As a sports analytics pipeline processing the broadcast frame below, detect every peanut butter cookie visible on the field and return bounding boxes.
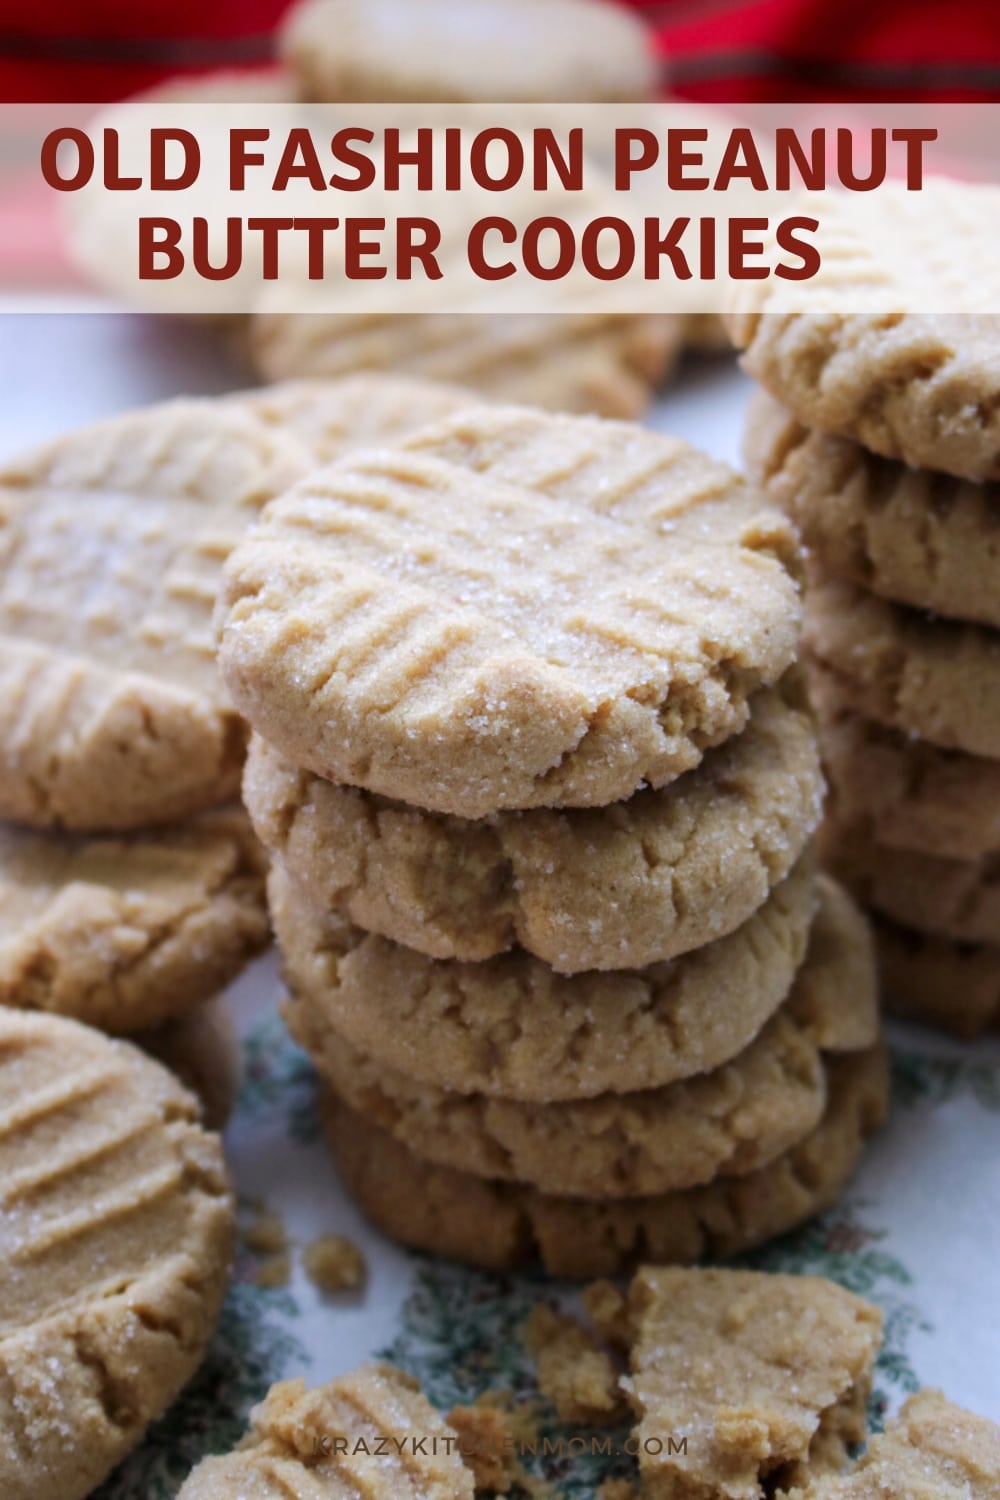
[746,389,1000,629]
[0,1009,234,1500]
[725,181,1000,481]
[281,0,657,104]
[0,400,306,830]
[323,1044,890,1277]
[803,578,1000,761]
[246,681,822,971]
[293,877,877,1198]
[249,314,683,423]
[0,808,268,1033]
[790,1388,1000,1499]
[176,1364,474,1499]
[221,405,801,817]
[274,855,817,1103]
[625,1266,882,1500]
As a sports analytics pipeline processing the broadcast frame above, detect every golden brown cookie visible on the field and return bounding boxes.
[292,876,878,1198]
[250,313,682,423]
[0,399,307,831]
[0,809,269,1033]
[746,390,1000,629]
[812,663,1000,862]
[228,374,478,466]
[0,1009,234,1500]
[822,814,1000,947]
[724,181,1000,481]
[140,998,243,1130]
[873,915,1000,1039]
[281,0,657,103]
[246,681,822,971]
[790,1388,1000,1500]
[323,1044,890,1277]
[804,578,1000,761]
[176,1365,475,1499]
[221,404,802,817]
[275,855,817,1103]
[624,1266,882,1500]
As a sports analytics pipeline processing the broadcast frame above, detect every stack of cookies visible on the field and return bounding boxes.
[220,401,889,1277]
[728,187,1000,1037]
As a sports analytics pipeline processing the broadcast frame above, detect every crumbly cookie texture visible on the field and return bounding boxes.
[274,855,817,1103]
[745,389,1000,629]
[246,680,823,972]
[281,0,656,104]
[291,877,878,1198]
[0,808,269,1032]
[0,399,308,831]
[249,314,683,423]
[811,663,1000,862]
[228,373,479,466]
[0,1010,234,1500]
[724,181,1000,481]
[176,1364,475,1499]
[873,915,1000,1039]
[524,1304,626,1423]
[302,1234,367,1293]
[821,812,1000,947]
[323,1044,890,1277]
[221,404,802,817]
[140,997,243,1130]
[803,577,1000,761]
[624,1266,882,1500]
[788,1388,1000,1500]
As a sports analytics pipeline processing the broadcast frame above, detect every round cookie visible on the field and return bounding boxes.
[141,999,243,1131]
[745,389,1000,629]
[724,180,1000,482]
[812,664,1000,862]
[228,373,479,467]
[221,404,802,817]
[323,1044,890,1277]
[296,877,879,1198]
[246,681,823,972]
[275,854,817,1103]
[280,0,658,104]
[0,399,308,830]
[0,809,269,1033]
[873,915,1000,1040]
[803,578,1000,761]
[0,1009,234,1500]
[821,815,1000,947]
[176,1365,474,1500]
[249,313,683,424]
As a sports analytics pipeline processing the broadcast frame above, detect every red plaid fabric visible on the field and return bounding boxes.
[0,0,998,102]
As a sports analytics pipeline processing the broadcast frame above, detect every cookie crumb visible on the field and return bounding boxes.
[524,1304,625,1424]
[243,1210,289,1256]
[582,1281,634,1351]
[255,1251,292,1288]
[303,1233,367,1293]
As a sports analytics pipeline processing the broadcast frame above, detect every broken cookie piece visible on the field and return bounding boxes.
[524,1303,626,1424]
[788,1388,1000,1500]
[176,1364,475,1498]
[624,1267,882,1500]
